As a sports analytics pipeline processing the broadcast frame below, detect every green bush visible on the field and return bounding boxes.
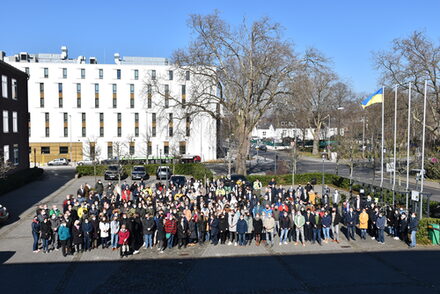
[0,167,44,195]
[425,160,440,179]
[76,163,213,180]
[416,218,440,245]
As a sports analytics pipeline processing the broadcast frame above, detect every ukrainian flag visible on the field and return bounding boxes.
[361,88,383,108]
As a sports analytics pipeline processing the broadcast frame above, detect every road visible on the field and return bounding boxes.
[208,149,440,201]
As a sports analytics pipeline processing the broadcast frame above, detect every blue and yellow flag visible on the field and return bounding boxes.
[361,88,383,108]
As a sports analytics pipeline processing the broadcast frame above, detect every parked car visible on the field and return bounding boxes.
[180,154,202,163]
[47,158,69,166]
[170,175,187,187]
[77,159,99,166]
[104,165,126,181]
[156,166,172,180]
[0,204,9,224]
[256,145,267,152]
[131,165,149,180]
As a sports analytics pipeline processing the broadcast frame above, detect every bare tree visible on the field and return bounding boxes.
[145,12,298,175]
[82,137,102,182]
[290,49,340,155]
[375,31,440,141]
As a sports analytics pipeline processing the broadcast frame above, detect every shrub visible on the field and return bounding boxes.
[416,218,440,245]
[76,163,212,180]
[0,167,44,195]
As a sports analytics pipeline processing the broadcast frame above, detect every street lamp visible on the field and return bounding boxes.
[321,152,326,196]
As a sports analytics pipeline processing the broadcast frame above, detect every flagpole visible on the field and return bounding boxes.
[380,86,385,192]
[392,85,397,205]
[420,80,427,218]
[406,82,411,210]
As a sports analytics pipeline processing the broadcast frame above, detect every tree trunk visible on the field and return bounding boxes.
[235,128,251,175]
[312,126,321,155]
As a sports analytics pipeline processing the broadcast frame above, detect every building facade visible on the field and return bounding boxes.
[0,60,29,172]
[3,47,218,164]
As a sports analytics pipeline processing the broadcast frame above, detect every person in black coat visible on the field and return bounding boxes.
[177,217,189,249]
[72,220,83,253]
[82,218,93,251]
[90,215,100,249]
[344,207,357,241]
[40,218,52,253]
[210,215,220,245]
[197,213,208,244]
[399,213,409,244]
[218,214,228,244]
[155,214,166,251]
[253,214,263,246]
[188,217,198,244]
[311,211,322,245]
[304,210,313,242]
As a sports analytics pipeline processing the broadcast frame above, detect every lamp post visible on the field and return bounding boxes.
[322,153,326,196]
[69,114,72,164]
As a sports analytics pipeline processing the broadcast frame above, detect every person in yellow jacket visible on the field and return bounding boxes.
[77,203,88,219]
[308,190,316,205]
[358,208,369,240]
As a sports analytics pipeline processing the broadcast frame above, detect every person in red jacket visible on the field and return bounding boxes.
[118,224,130,258]
[121,187,131,202]
[164,214,177,249]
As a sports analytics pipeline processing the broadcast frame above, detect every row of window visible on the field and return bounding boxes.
[28,67,191,81]
[2,144,19,166]
[1,75,18,100]
[39,82,186,109]
[34,142,186,158]
[2,110,18,133]
[39,112,190,138]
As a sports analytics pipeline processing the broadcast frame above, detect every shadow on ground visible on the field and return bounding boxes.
[0,250,439,294]
[0,168,75,225]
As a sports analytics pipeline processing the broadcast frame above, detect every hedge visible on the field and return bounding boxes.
[416,218,440,245]
[76,163,213,180]
[0,167,44,195]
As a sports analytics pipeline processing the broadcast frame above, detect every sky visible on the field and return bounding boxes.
[1,0,440,94]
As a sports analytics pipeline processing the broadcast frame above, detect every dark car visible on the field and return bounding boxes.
[225,174,251,187]
[256,145,267,152]
[131,165,149,180]
[170,175,187,187]
[156,166,172,180]
[104,165,126,181]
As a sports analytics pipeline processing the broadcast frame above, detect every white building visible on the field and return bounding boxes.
[251,123,339,141]
[2,47,218,164]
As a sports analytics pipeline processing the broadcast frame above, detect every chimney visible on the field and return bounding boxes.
[0,51,5,61]
[77,55,86,64]
[89,57,97,64]
[61,46,68,60]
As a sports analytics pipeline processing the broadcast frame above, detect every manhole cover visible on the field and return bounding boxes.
[340,246,351,248]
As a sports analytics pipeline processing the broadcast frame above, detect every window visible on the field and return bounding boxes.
[107,144,113,159]
[58,83,63,93]
[45,112,49,122]
[64,127,68,137]
[117,127,121,137]
[25,67,29,75]
[130,84,134,93]
[82,127,86,137]
[135,127,139,137]
[164,84,169,108]
[63,113,68,123]
[134,113,139,137]
[164,143,169,155]
[100,113,104,122]
[12,112,17,133]
[147,84,152,108]
[117,113,121,137]
[81,113,86,122]
[64,113,68,137]
[130,84,135,108]
[2,75,7,98]
[45,127,50,137]
[94,83,99,94]
[129,144,135,155]
[134,69,139,80]
[116,69,121,80]
[168,113,173,137]
[186,115,191,137]
[12,79,17,100]
[169,70,173,80]
[13,145,19,165]
[134,113,139,122]
[152,113,156,137]
[43,68,49,78]
[80,68,85,79]
[181,85,186,107]
[185,70,190,81]
[179,142,186,155]
[76,83,81,93]
[113,98,117,108]
[117,113,121,122]
[40,83,44,107]
[41,146,50,154]
[2,111,8,133]
[59,146,69,154]
[95,98,99,108]
[100,127,104,137]
[151,70,156,80]
[77,97,81,108]
[147,142,152,156]
[62,68,67,79]
[3,145,10,163]
[99,69,103,79]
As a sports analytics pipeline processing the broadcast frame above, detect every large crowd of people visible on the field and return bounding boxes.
[31,177,420,258]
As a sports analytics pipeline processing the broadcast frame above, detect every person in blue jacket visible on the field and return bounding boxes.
[408,212,419,248]
[31,216,41,253]
[344,207,357,241]
[236,214,248,246]
[376,212,386,244]
[58,221,71,257]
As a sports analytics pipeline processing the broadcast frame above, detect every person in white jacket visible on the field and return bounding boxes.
[228,210,240,246]
[99,216,110,249]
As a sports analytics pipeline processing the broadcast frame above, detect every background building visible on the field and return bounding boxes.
[2,47,218,164]
[0,59,29,173]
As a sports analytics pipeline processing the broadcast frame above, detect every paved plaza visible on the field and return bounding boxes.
[0,167,439,293]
